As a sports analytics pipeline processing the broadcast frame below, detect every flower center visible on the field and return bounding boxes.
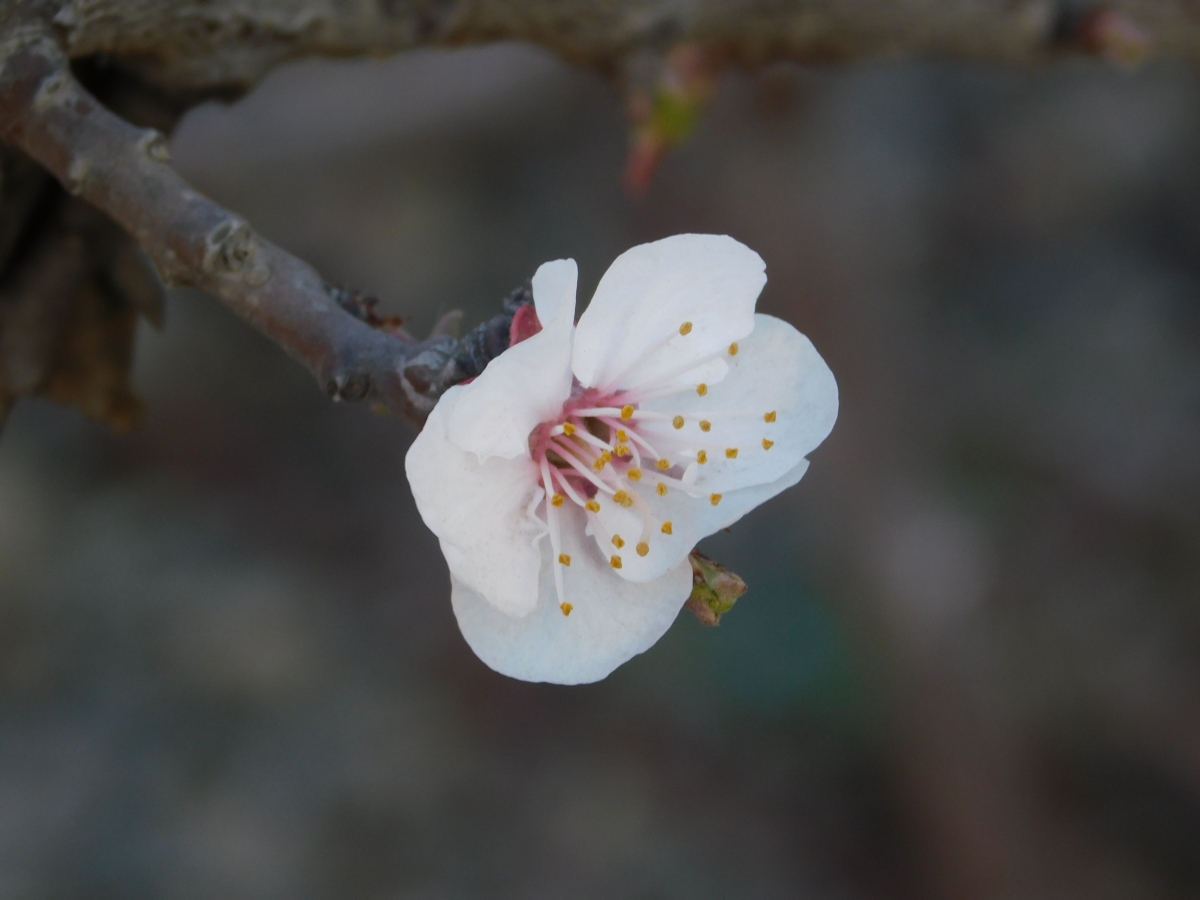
[528,333,779,617]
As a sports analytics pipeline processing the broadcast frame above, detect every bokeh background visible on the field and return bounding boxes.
[2,43,1199,899]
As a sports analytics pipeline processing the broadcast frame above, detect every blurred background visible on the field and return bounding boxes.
[2,43,1199,899]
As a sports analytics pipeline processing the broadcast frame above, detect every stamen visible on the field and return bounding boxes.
[729,342,739,356]
[540,458,567,610]
[621,405,634,421]
[616,429,628,443]
[672,415,684,429]
[611,556,623,569]
[764,411,777,423]
[725,448,738,459]
[558,553,571,566]
[600,328,685,392]
[656,483,668,496]
[560,602,573,616]
[571,407,625,418]
[644,471,708,498]
[763,439,774,450]
[613,490,634,508]
[586,499,601,513]
[563,422,577,435]
[553,440,617,494]
[612,534,625,549]
[661,521,673,535]
[679,321,693,335]
[627,441,642,467]
[602,418,661,459]
[636,542,650,556]
[697,450,708,464]
[699,420,712,432]
[525,490,549,539]
[627,468,643,481]
[655,459,671,471]
[551,493,565,507]
[710,493,723,506]
[618,382,694,404]
[573,428,615,453]
[551,467,588,507]
[697,383,708,396]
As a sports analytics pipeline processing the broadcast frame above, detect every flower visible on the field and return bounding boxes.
[405,234,838,684]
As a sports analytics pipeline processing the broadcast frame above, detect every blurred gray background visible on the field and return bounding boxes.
[2,43,1199,899]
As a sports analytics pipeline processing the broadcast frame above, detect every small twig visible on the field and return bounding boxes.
[0,26,504,426]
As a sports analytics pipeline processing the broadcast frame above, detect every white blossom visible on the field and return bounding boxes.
[405,234,838,684]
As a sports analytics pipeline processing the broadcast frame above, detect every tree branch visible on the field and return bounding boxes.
[0,24,510,425]
[21,0,1200,99]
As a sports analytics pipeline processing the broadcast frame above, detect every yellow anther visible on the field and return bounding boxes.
[558,553,571,566]
[699,420,711,432]
[763,438,774,450]
[679,321,693,335]
[764,410,777,423]
[611,555,623,569]
[697,450,708,464]
[551,493,565,507]
[627,468,643,481]
[586,499,601,513]
[673,415,685,429]
[710,493,723,506]
[661,521,673,535]
[621,405,634,421]
[560,602,573,616]
[616,429,628,443]
[636,542,650,557]
[563,422,577,435]
[656,459,670,471]
[614,444,630,457]
[729,342,739,356]
[612,534,625,549]
[697,383,708,396]
[656,483,668,496]
[593,457,607,471]
[613,490,634,508]
[726,448,738,459]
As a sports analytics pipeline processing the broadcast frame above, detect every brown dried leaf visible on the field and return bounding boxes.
[0,155,156,433]
[38,279,144,432]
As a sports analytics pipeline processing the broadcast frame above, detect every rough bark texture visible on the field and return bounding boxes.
[0,0,1196,430]
[33,0,1200,93]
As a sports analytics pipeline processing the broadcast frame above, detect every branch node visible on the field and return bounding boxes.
[401,339,458,398]
[31,70,69,113]
[326,372,371,402]
[202,217,254,275]
[137,128,170,164]
[65,156,88,195]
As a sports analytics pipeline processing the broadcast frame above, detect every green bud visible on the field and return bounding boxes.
[686,550,747,626]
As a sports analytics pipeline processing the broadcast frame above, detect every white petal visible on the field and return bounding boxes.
[639,313,838,494]
[531,257,578,327]
[451,501,692,684]
[572,235,764,393]
[589,458,810,583]
[446,259,578,460]
[406,386,544,616]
